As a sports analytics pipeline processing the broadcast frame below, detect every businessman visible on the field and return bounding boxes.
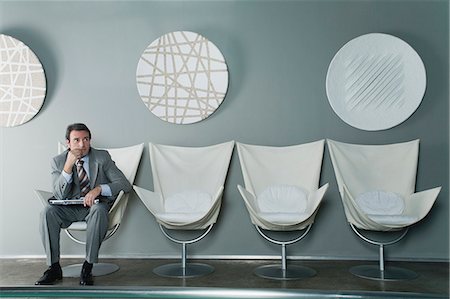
[36,123,131,286]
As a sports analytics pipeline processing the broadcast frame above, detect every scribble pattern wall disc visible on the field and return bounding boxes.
[326,33,426,131]
[136,31,229,124]
[0,34,46,127]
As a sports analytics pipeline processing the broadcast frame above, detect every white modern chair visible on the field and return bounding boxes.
[236,140,329,280]
[327,139,441,281]
[35,143,144,277]
[133,141,234,278]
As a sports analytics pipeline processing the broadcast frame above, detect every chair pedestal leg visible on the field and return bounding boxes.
[281,243,287,273]
[62,263,119,277]
[379,244,384,272]
[182,242,187,275]
[253,225,316,280]
[153,225,215,279]
[350,226,418,280]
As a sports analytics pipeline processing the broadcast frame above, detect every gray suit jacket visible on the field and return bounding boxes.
[51,148,131,202]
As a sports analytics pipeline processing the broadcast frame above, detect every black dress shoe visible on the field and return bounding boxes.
[80,262,94,286]
[35,264,63,285]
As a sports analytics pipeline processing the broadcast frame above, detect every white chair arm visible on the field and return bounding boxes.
[237,185,259,213]
[133,185,164,215]
[404,187,441,220]
[34,190,53,207]
[109,190,125,214]
[306,183,329,214]
[212,186,224,204]
[196,185,224,222]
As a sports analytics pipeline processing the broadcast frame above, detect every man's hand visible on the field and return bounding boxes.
[63,149,84,174]
[84,186,102,207]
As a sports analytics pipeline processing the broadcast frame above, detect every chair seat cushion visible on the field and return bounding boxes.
[165,190,212,214]
[257,184,308,213]
[367,215,418,225]
[257,212,310,224]
[356,190,405,215]
[67,221,87,231]
[156,212,206,223]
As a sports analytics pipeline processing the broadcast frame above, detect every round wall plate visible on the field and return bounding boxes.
[0,34,47,127]
[326,33,426,131]
[136,31,229,124]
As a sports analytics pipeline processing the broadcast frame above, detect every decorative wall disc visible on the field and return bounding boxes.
[326,33,426,131]
[0,34,46,127]
[136,31,229,124]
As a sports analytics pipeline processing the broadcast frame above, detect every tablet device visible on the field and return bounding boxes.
[48,197,99,205]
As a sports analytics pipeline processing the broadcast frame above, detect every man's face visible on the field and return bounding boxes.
[67,130,91,158]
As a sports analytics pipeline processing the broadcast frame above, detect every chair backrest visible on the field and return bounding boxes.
[327,139,418,199]
[149,141,234,200]
[236,140,325,196]
[107,144,144,186]
[106,143,144,228]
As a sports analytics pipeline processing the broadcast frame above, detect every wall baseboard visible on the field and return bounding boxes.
[0,254,448,263]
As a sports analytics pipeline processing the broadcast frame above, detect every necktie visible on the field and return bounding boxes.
[76,160,90,196]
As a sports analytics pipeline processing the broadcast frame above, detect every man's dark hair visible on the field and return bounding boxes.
[65,123,91,141]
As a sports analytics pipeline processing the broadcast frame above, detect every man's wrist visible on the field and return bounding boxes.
[62,170,73,183]
[95,186,102,195]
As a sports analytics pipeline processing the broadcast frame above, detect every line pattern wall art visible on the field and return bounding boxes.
[0,34,46,127]
[136,31,229,124]
[326,33,426,131]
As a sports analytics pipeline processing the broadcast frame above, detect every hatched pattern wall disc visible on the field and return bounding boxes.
[136,31,229,124]
[0,34,46,127]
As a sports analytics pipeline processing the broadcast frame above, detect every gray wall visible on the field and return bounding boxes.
[0,0,448,261]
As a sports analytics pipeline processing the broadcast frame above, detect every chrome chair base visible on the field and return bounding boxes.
[62,263,119,277]
[254,264,316,280]
[153,263,214,278]
[350,265,418,281]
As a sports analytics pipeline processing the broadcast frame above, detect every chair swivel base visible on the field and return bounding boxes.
[153,263,214,278]
[350,265,418,281]
[62,263,119,278]
[254,264,316,280]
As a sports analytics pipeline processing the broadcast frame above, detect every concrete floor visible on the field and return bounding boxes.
[0,258,448,298]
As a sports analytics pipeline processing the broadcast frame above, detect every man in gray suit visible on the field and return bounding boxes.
[36,123,131,286]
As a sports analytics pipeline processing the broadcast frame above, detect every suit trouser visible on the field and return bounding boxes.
[40,203,109,266]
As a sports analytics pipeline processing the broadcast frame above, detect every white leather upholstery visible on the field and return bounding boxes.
[237,140,328,231]
[327,139,441,231]
[134,141,234,230]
